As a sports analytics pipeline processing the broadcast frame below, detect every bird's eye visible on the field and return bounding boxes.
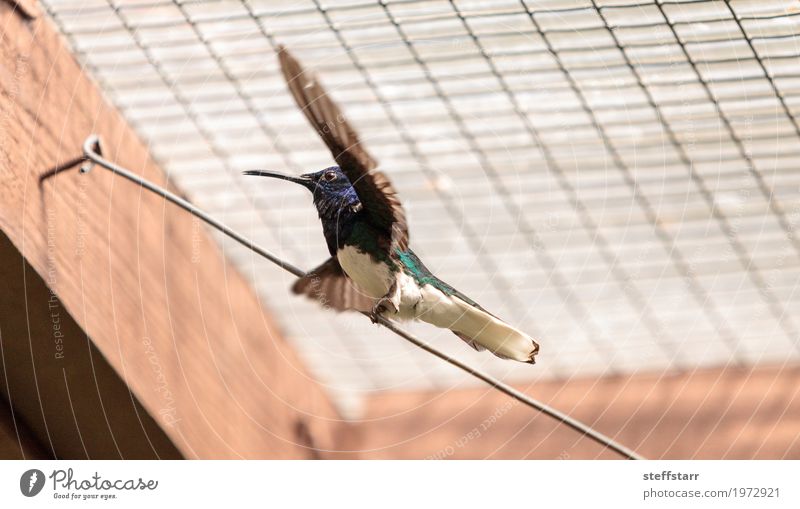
[323,171,337,182]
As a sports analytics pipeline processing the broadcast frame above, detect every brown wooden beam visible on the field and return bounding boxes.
[355,365,800,459]
[0,0,38,19]
[0,231,182,459]
[0,2,344,458]
[0,397,50,460]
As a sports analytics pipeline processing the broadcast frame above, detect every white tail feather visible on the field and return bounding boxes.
[414,286,539,363]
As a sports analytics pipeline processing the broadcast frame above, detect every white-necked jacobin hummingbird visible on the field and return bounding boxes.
[245,47,539,363]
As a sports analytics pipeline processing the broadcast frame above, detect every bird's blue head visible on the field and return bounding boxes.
[244,166,361,220]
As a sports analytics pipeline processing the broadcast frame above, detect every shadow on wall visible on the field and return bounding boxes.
[0,231,182,460]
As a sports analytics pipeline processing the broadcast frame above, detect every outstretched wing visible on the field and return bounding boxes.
[292,257,374,312]
[278,45,409,251]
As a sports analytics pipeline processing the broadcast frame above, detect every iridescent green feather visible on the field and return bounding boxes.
[395,249,487,311]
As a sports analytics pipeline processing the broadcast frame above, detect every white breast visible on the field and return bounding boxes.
[337,245,394,299]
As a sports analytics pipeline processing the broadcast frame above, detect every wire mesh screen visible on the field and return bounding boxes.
[40,0,800,415]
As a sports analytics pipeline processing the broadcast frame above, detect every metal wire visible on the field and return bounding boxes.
[40,134,644,460]
[378,0,623,368]
[39,0,800,406]
[651,0,800,351]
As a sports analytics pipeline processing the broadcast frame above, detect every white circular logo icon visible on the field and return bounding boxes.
[20,469,45,497]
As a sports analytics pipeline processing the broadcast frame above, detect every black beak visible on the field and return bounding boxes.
[243,170,314,191]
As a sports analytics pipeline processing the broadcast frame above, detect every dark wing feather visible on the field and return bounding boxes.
[292,257,374,312]
[278,45,409,251]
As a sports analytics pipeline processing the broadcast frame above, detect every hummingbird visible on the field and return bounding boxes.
[244,47,539,363]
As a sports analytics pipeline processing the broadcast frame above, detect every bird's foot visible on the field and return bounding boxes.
[368,310,381,324]
[369,297,398,323]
